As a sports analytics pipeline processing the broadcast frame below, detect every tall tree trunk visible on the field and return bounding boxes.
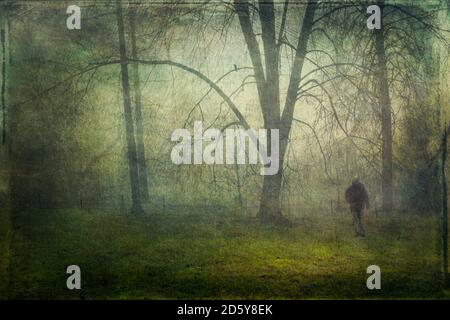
[442,125,449,287]
[116,0,144,215]
[259,1,316,224]
[235,0,316,224]
[0,7,11,298]
[259,168,284,223]
[257,0,283,223]
[374,0,393,213]
[1,13,6,145]
[129,7,150,203]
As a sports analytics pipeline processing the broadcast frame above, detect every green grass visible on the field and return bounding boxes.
[5,208,450,299]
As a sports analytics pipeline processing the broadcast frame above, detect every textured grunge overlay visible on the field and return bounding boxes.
[0,0,449,300]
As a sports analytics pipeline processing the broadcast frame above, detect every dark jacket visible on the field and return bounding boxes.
[345,181,370,211]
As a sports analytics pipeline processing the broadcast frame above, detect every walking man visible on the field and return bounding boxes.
[345,177,370,237]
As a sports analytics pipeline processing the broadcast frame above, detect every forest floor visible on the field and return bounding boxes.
[5,207,450,299]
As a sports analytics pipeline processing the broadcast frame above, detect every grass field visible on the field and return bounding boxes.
[3,208,450,299]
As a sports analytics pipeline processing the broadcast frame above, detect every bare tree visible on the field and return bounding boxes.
[129,6,150,203]
[233,0,317,224]
[374,0,393,212]
[318,1,449,213]
[441,124,448,286]
[1,7,7,145]
[116,0,144,214]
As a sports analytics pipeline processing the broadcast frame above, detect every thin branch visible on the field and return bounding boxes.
[293,117,334,183]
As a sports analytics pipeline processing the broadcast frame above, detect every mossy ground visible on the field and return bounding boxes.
[3,208,450,299]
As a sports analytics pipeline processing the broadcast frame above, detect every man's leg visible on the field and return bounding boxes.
[357,210,365,237]
[351,209,360,236]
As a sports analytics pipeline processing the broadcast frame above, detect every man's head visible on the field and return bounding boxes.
[352,176,360,185]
